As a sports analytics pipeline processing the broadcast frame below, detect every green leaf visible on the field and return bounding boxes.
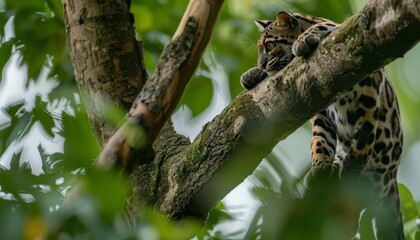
[0,12,10,39]
[45,0,64,22]
[12,8,66,81]
[243,206,263,240]
[1,101,35,146]
[32,96,55,138]
[0,38,14,74]
[0,101,22,152]
[196,202,234,239]
[97,97,126,128]
[399,183,419,222]
[81,169,129,216]
[358,209,375,240]
[61,109,100,171]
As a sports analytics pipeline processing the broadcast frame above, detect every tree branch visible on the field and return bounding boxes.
[97,0,224,170]
[128,0,420,220]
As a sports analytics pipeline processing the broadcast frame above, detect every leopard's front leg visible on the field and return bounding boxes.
[304,110,339,188]
[292,22,339,57]
[240,67,268,90]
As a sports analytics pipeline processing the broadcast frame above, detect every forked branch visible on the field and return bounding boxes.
[97,0,224,170]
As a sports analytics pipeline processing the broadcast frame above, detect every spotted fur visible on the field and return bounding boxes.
[241,11,404,240]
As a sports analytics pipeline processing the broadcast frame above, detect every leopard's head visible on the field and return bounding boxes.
[255,11,301,75]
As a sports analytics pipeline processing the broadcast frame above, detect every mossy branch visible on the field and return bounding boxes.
[128,0,420,220]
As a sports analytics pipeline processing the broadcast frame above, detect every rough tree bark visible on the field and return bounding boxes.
[62,0,148,145]
[62,0,420,224]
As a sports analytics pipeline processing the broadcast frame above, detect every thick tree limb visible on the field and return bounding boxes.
[127,0,420,220]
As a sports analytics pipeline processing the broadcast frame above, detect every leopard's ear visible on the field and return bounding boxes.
[276,11,298,29]
[254,20,273,32]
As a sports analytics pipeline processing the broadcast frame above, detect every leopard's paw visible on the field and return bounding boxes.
[304,162,339,189]
[292,23,338,57]
[292,34,321,57]
[240,67,268,90]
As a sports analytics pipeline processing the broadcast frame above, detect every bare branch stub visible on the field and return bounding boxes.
[137,17,198,128]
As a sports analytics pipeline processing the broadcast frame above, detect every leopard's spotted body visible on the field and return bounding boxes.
[241,11,404,239]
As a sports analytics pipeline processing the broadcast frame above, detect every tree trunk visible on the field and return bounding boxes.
[62,0,148,145]
[62,0,420,223]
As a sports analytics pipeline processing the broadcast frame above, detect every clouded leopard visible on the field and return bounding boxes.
[240,11,404,240]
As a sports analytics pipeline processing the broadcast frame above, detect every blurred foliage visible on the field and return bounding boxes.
[0,0,419,239]
[248,153,420,240]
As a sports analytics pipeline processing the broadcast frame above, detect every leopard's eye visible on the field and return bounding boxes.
[266,42,275,51]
